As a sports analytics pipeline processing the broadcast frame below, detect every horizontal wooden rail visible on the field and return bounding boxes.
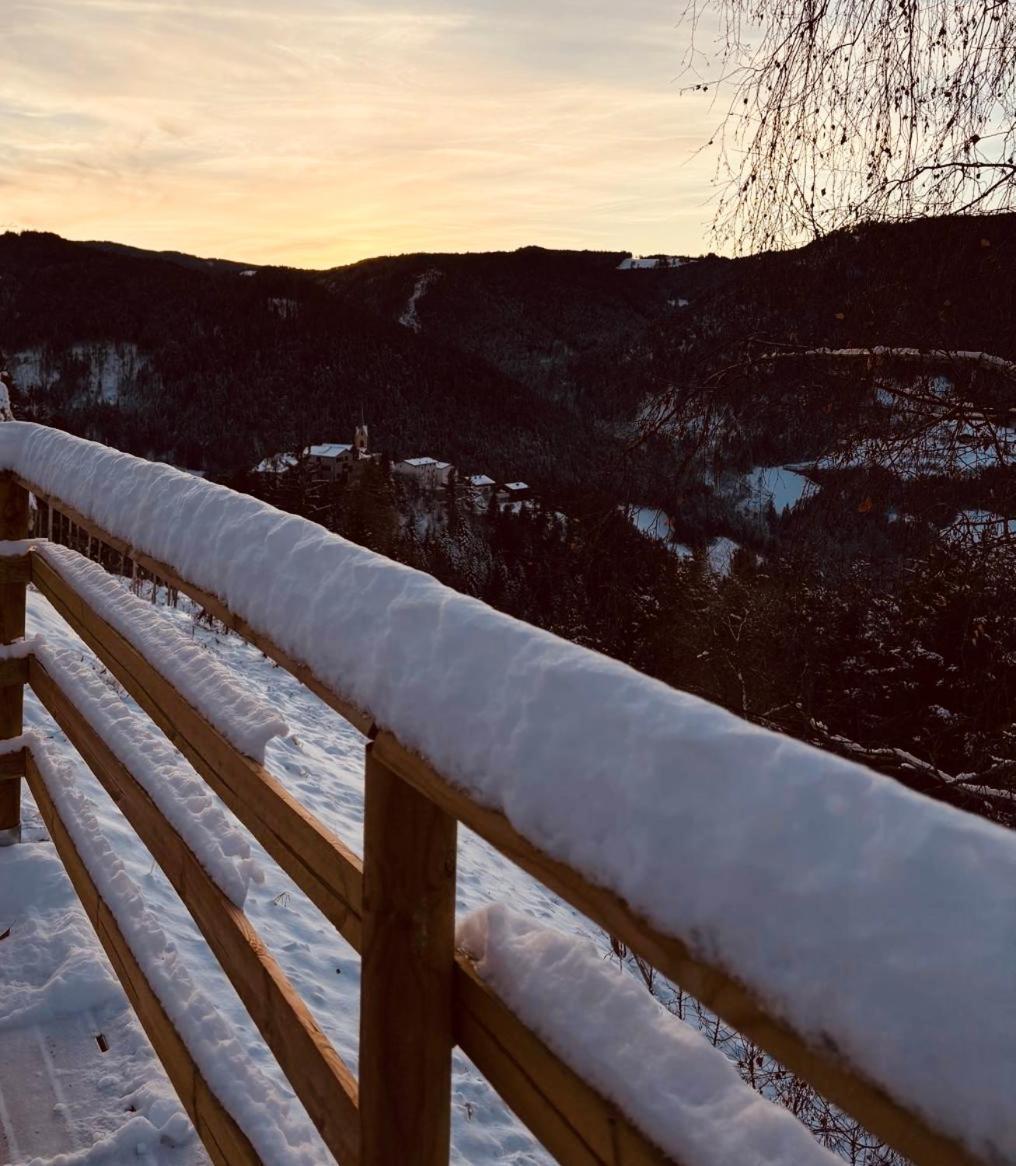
[454,958,668,1166]
[23,749,261,1166]
[28,654,361,1166]
[31,548,364,951]
[24,542,673,1165]
[371,732,980,1166]
[20,478,374,735]
[13,476,989,1166]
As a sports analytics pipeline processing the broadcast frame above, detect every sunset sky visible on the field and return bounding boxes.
[1,0,722,268]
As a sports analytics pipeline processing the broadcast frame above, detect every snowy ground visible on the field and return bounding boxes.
[706,537,739,575]
[7,582,603,1164]
[741,466,815,515]
[399,269,441,332]
[623,506,692,558]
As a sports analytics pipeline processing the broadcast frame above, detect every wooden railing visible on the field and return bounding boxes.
[0,467,989,1166]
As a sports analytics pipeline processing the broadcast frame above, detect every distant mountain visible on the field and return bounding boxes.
[0,232,643,500]
[321,245,693,405]
[2,215,1014,517]
[6,222,1016,804]
[83,239,260,274]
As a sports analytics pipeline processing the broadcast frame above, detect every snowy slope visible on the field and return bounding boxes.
[0,842,207,1166]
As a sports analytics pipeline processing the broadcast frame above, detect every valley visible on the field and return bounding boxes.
[3,218,1015,825]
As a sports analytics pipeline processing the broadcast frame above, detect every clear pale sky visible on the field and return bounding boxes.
[1,0,721,268]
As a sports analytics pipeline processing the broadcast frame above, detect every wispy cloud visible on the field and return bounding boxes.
[0,0,718,264]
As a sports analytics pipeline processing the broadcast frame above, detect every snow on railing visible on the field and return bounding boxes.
[38,542,286,761]
[0,422,1011,1166]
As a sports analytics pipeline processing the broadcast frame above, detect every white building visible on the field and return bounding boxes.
[468,474,496,491]
[393,457,453,487]
[503,481,529,494]
[308,443,354,479]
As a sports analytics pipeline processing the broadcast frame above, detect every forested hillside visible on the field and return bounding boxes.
[0,232,656,501]
[4,217,1016,823]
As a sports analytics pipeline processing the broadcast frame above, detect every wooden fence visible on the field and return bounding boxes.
[0,467,988,1166]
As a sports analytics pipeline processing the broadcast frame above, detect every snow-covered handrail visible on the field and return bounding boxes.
[0,422,1011,1166]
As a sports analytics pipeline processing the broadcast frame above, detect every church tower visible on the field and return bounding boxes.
[354,423,369,455]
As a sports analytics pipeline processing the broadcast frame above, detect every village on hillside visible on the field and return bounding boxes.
[253,424,530,504]
[250,426,817,576]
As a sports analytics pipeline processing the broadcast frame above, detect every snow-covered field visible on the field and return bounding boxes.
[624,506,692,558]
[741,466,815,515]
[5,583,596,1164]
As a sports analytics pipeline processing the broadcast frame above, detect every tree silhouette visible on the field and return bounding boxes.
[681,1,1016,249]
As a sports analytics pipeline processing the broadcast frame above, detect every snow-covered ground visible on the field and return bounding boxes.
[627,505,672,540]
[623,506,692,558]
[624,507,747,575]
[706,536,738,575]
[816,421,1016,477]
[10,344,147,405]
[741,466,815,515]
[0,841,208,1165]
[399,269,441,331]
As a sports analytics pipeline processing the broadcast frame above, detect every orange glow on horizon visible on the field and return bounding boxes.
[2,0,720,267]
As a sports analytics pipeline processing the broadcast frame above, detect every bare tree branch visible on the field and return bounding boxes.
[679,1,1016,249]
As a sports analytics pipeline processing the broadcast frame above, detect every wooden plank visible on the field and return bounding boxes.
[23,751,262,1166]
[29,654,361,1166]
[454,958,670,1166]
[16,477,374,736]
[0,474,28,835]
[30,549,364,951]
[359,746,457,1165]
[372,732,984,1166]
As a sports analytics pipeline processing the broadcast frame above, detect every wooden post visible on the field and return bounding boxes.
[359,744,457,1165]
[0,473,28,843]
